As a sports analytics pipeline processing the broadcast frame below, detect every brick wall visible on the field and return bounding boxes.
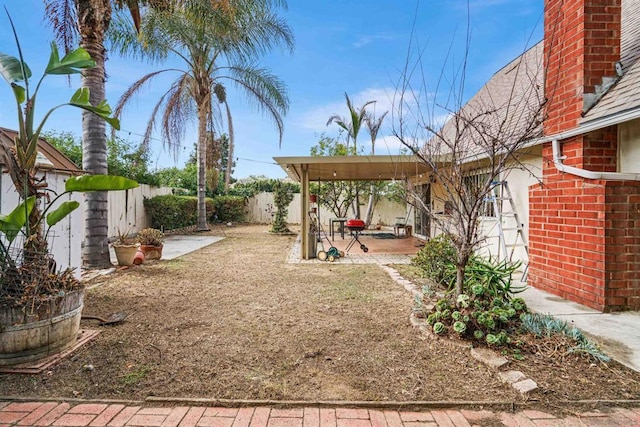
[544,0,621,135]
[604,182,640,309]
[529,173,608,310]
[529,131,640,311]
[528,0,638,311]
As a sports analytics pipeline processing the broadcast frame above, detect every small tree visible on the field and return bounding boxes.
[392,34,545,296]
[310,135,362,219]
[270,181,294,233]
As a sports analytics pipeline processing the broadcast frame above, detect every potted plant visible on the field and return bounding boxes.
[136,228,164,260]
[0,13,137,366]
[111,228,140,266]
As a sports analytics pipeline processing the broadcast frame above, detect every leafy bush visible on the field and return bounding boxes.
[144,195,216,230]
[270,181,294,233]
[462,256,526,301]
[414,254,529,348]
[412,234,525,300]
[230,176,300,198]
[212,195,246,223]
[411,234,457,285]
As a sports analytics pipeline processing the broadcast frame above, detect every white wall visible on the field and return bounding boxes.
[245,192,407,227]
[619,118,640,173]
[405,148,542,266]
[475,151,542,263]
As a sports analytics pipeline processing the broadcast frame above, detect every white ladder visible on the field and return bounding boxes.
[489,181,529,281]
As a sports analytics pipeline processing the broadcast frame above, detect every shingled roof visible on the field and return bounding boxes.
[430,42,544,159]
[0,127,81,174]
[438,0,640,149]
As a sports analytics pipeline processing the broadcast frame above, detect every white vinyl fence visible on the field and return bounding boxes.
[245,192,407,227]
[108,184,174,238]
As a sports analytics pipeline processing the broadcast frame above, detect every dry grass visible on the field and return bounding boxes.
[1,225,639,406]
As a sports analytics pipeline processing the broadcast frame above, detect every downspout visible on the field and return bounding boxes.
[552,139,640,181]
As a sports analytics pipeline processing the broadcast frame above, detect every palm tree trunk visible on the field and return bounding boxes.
[78,0,112,268]
[196,106,210,231]
[224,101,234,193]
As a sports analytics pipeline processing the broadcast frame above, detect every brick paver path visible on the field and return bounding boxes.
[1,401,639,426]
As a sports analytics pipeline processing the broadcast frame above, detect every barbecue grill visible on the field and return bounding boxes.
[345,219,368,253]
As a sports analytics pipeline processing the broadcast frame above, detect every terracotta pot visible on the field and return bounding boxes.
[140,244,163,260]
[113,243,139,266]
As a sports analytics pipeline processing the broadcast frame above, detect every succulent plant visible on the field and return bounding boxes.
[137,228,165,246]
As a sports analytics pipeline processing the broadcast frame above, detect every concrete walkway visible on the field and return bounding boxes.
[108,235,224,264]
[1,401,639,426]
[521,286,640,372]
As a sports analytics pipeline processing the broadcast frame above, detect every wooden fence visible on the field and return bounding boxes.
[108,184,173,237]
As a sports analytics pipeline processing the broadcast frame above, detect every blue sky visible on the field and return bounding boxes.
[0,0,543,179]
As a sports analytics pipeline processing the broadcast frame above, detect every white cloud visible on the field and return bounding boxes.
[353,33,402,49]
[297,87,401,133]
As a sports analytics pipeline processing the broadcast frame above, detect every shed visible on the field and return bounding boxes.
[0,127,84,278]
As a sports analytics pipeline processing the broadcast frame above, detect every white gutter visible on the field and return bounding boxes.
[552,139,640,181]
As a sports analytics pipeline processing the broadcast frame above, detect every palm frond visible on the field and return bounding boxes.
[43,0,78,54]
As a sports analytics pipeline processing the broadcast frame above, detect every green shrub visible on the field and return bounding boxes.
[144,195,216,230]
[270,181,294,233]
[212,195,246,223]
[462,256,525,301]
[416,278,529,348]
[411,234,457,285]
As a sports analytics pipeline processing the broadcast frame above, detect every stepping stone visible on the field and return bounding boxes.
[512,378,538,395]
[470,347,509,369]
[498,370,526,384]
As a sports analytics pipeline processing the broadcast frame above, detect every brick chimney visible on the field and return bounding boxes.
[528,0,640,312]
[544,0,622,136]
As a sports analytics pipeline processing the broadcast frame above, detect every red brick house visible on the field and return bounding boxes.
[416,0,640,312]
[275,0,639,312]
[529,0,640,311]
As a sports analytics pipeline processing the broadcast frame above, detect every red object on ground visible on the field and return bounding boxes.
[345,219,368,253]
[345,219,365,229]
[133,249,145,265]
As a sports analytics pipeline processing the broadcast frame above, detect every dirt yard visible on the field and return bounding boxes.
[1,225,639,406]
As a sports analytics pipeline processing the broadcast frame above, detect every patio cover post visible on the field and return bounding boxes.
[301,164,310,259]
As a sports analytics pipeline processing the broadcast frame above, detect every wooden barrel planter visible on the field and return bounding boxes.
[0,289,84,366]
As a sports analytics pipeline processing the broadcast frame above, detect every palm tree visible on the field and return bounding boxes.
[326,93,374,217]
[41,0,261,254]
[326,93,374,155]
[110,0,293,230]
[363,109,388,226]
[42,0,155,268]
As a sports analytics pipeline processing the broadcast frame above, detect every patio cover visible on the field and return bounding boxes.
[273,155,432,259]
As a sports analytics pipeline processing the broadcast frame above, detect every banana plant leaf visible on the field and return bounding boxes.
[65,175,138,192]
[45,43,95,75]
[0,196,35,243]
[69,88,121,129]
[0,51,31,83]
[46,201,80,227]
